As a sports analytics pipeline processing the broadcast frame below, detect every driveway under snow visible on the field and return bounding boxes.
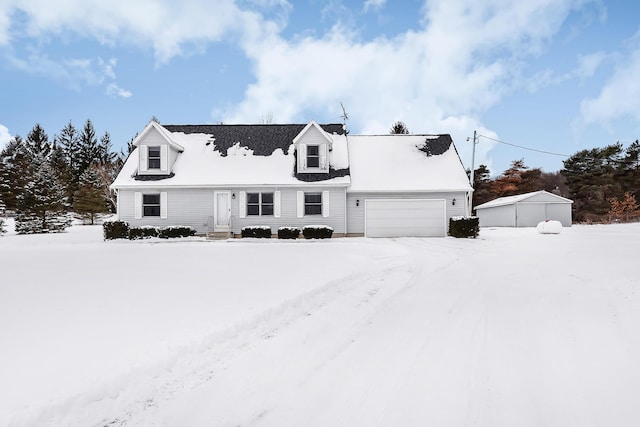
[1,222,639,426]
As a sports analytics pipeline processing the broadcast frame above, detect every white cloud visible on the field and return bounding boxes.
[580,47,640,126]
[0,124,11,151]
[106,82,132,98]
[0,0,281,63]
[223,0,594,169]
[363,0,386,13]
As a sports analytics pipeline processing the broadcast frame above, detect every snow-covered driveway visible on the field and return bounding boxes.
[1,223,639,426]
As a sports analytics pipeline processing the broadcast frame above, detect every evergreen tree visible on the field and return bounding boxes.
[25,123,50,158]
[15,154,70,234]
[470,164,494,210]
[389,121,410,134]
[79,119,99,174]
[0,135,29,211]
[561,144,624,221]
[73,166,108,224]
[56,120,81,192]
[97,131,116,165]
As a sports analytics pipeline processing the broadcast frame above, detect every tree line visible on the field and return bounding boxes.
[471,140,640,222]
[0,119,131,234]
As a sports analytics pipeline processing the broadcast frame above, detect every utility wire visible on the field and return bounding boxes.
[477,134,571,158]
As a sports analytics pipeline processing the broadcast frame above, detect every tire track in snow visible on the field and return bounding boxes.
[14,245,413,427]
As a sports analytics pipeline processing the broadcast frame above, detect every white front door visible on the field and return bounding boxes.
[214,192,231,230]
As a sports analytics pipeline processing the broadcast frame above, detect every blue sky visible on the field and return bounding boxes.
[1,0,640,176]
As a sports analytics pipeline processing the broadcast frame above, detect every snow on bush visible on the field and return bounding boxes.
[158,226,196,239]
[128,226,159,240]
[537,220,562,234]
[241,226,272,238]
[449,216,479,238]
[302,225,333,239]
[103,220,130,240]
[278,227,300,239]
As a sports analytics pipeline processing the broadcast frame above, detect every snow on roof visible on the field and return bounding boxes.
[475,190,573,209]
[112,125,351,188]
[346,134,473,192]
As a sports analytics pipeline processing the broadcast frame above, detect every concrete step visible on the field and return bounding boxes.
[206,231,233,240]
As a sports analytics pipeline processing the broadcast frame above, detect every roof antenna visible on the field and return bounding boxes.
[339,101,349,134]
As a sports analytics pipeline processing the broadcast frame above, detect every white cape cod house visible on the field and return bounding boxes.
[111,120,473,237]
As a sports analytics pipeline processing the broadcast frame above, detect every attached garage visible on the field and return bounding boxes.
[475,190,573,227]
[365,199,446,237]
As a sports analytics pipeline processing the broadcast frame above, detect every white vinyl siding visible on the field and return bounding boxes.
[134,192,142,219]
[119,187,347,235]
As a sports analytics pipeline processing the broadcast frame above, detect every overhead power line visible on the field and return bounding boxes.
[477,134,571,158]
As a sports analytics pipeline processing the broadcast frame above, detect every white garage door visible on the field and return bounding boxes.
[365,199,446,237]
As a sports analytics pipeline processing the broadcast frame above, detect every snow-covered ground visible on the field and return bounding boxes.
[1,221,639,426]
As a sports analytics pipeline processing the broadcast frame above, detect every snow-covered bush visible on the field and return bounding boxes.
[449,216,479,238]
[128,226,159,240]
[241,225,272,238]
[15,211,72,234]
[103,220,130,240]
[158,226,196,239]
[278,227,300,239]
[302,225,333,239]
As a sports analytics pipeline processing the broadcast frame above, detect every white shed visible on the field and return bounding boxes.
[475,190,573,227]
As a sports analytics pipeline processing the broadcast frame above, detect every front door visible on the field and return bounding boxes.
[214,191,231,230]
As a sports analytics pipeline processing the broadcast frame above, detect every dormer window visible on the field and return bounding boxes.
[307,145,320,168]
[148,146,161,169]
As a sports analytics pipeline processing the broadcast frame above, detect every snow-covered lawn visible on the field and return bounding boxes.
[1,222,639,426]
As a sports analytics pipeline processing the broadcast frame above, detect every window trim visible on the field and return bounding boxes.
[306,145,320,168]
[148,146,161,170]
[304,192,322,215]
[246,192,274,216]
[142,194,161,217]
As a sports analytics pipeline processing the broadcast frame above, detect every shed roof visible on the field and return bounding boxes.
[474,190,573,210]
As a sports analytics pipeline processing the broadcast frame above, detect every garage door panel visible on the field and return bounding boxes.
[365,199,446,237]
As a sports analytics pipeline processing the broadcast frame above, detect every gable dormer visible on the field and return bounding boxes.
[293,121,333,174]
[133,121,184,176]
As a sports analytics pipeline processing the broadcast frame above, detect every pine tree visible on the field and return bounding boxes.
[56,120,81,196]
[79,119,99,174]
[15,154,70,234]
[0,135,30,211]
[389,121,410,134]
[73,166,108,224]
[470,164,494,209]
[25,123,50,158]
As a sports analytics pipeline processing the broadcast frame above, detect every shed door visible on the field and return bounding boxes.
[365,199,446,237]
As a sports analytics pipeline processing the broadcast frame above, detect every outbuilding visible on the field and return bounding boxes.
[474,190,573,227]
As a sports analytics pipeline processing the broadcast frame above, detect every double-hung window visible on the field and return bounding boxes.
[247,192,274,216]
[304,193,322,215]
[306,145,320,168]
[143,194,161,217]
[148,146,161,169]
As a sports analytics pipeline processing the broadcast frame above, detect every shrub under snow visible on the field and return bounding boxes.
[241,226,272,238]
[302,225,333,239]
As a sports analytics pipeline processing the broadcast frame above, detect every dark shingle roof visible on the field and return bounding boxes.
[163,124,345,156]
[417,134,453,156]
